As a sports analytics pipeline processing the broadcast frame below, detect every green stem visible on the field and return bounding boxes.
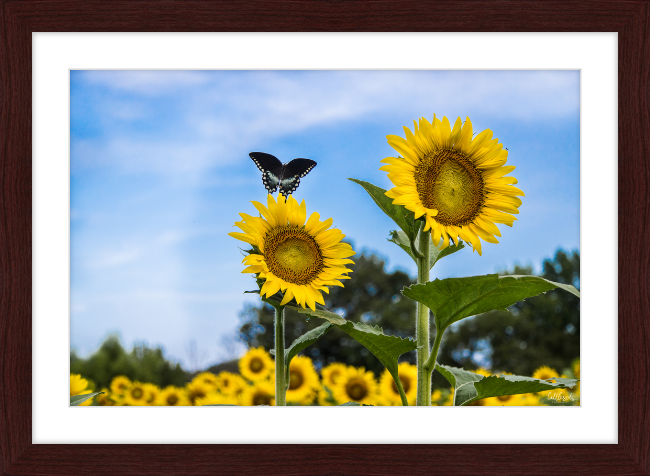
[424,325,444,374]
[416,223,431,406]
[274,304,287,406]
[395,372,409,406]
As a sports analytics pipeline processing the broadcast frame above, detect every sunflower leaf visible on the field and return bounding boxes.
[70,391,103,406]
[288,304,417,405]
[339,401,374,406]
[436,364,579,406]
[349,178,417,240]
[389,230,465,269]
[284,322,333,382]
[403,274,580,331]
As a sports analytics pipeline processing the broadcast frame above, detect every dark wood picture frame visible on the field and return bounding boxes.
[1,1,649,474]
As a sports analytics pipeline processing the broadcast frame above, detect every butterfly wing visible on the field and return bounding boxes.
[250,152,283,194]
[279,158,317,196]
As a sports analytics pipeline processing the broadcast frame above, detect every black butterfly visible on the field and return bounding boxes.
[249,152,317,197]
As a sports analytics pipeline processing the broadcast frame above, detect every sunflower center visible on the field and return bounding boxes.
[253,392,272,406]
[391,375,411,394]
[249,357,264,373]
[497,394,512,402]
[131,388,143,399]
[264,226,323,285]
[346,378,368,401]
[415,149,485,226]
[167,394,179,405]
[289,370,304,390]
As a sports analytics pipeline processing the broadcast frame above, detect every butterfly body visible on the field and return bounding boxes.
[250,152,316,197]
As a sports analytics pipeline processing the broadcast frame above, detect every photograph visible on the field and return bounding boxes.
[69,70,580,408]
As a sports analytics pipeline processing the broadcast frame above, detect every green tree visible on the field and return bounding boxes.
[437,250,580,378]
[70,335,189,389]
[238,249,417,374]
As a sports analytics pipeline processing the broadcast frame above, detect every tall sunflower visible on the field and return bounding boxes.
[286,355,320,405]
[381,115,524,255]
[229,194,355,311]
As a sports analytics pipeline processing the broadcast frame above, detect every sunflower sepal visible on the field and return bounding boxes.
[436,364,579,406]
[349,178,418,241]
[388,230,465,269]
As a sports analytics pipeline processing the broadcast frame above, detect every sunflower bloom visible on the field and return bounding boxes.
[379,362,417,406]
[110,375,131,396]
[240,380,276,406]
[124,381,149,406]
[332,367,378,405]
[229,194,355,311]
[185,380,212,406]
[239,347,274,382]
[320,362,349,390]
[70,374,94,406]
[381,115,524,255]
[156,386,190,406]
[192,372,219,391]
[142,383,160,405]
[286,355,320,405]
[214,371,247,396]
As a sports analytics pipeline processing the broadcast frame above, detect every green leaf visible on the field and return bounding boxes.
[70,391,103,406]
[388,230,465,269]
[436,364,579,406]
[289,305,417,405]
[284,322,333,382]
[339,401,374,406]
[349,178,417,240]
[403,274,580,331]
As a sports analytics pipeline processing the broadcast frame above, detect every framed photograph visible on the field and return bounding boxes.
[2,1,648,474]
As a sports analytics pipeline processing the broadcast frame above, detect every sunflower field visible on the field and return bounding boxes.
[71,348,580,406]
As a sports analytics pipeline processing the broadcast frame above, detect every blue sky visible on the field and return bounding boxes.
[70,70,580,370]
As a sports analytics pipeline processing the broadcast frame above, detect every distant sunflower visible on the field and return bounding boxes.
[186,381,212,406]
[142,383,160,405]
[239,347,274,382]
[110,375,131,396]
[431,389,443,406]
[381,115,523,255]
[572,359,580,379]
[332,367,377,405]
[95,389,116,406]
[532,366,559,382]
[240,381,276,406]
[70,374,94,406]
[215,372,247,396]
[124,381,148,406]
[286,355,320,405]
[320,362,348,389]
[229,194,355,311]
[156,386,190,406]
[474,368,492,377]
[192,372,219,391]
[484,393,519,406]
[317,386,336,406]
[379,362,417,406]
